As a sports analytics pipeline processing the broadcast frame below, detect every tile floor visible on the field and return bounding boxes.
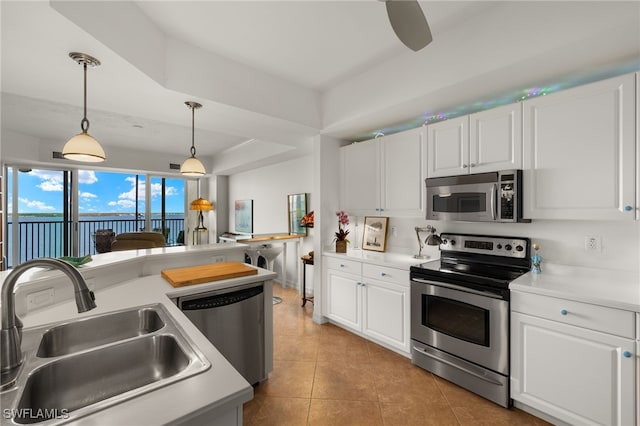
[244,283,550,426]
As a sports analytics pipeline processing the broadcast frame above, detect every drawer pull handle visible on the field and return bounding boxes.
[340,264,345,267]
[560,309,568,316]
[624,205,632,212]
[381,272,387,277]
[623,351,632,358]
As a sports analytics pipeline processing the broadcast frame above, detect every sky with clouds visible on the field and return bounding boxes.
[8,169,185,215]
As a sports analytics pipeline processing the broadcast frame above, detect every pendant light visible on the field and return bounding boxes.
[62,52,106,162]
[180,101,206,176]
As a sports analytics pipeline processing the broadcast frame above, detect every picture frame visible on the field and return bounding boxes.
[362,216,389,252]
[287,193,308,236]
[234,199,253,234]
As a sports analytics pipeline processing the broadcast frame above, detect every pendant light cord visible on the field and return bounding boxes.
[81,61,90,133]
[190,105,196,157]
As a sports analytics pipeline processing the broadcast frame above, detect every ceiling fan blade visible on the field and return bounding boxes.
[385,0,432,51]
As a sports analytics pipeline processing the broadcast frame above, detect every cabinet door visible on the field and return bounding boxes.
[325,269,362,332]
[361,279,410,353]
[380,127,426,217]
[426,115,469,177]
[512,312,635,426]
[340,140,379,216]
[523,73,636,220]
[469,102,522,173]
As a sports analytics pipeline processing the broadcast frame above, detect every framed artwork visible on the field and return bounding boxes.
[235,200,253,234]
[362,216,389,252]
[287,193,308,236]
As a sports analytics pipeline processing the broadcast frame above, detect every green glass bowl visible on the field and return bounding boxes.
[58,255,93,268]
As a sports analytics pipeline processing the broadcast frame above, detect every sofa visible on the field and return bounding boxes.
[111,232,167,251]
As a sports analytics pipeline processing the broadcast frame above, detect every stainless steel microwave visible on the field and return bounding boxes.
[425,170,529,222]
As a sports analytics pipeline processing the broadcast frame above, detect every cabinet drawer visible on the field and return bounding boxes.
[325,257,362,275]
[512,292,635,338]
[362,263,408,286]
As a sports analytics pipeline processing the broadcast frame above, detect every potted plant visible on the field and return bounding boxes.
[334,211,350,253]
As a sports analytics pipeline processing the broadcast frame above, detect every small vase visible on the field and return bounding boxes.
[335,240,347,253]
[531,255,542,274]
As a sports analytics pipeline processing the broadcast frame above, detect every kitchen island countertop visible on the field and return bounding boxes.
[1,244,277,426]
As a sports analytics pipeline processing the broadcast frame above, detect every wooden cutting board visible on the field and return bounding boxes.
[161,261,258,288]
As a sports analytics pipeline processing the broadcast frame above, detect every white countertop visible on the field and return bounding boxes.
[510,263,640,313]
[1,245,277,426]
[323,248,434,271]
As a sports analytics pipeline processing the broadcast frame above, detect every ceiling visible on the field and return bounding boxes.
[1,1,639,175]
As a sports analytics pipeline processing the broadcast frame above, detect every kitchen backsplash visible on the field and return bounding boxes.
[349,216,640,272]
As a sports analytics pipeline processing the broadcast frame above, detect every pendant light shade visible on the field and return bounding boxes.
[63,133,105,162]
[180,101,206,176]
[63,52,106,162]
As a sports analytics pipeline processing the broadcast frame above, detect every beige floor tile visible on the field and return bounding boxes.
[245,396,310,426]
[374,365,448,405]
[312,360,378,401]
[274,333,319,362]
[380,402,460,426]
[308,399,383,426]
[317,334,370,363]
[259,359,316,398]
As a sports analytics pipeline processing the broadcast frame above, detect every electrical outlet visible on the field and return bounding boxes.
[584,235,602,252]
[211,256,225,263]
[390,227,398,238]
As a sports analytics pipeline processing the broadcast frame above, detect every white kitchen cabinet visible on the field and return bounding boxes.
[522,72,636,220]
[426,103,522,178]
[323,256,410,354]
[340,127,425,217]
[325,267,362,332]
[426,115,469,177]
[511,292,636,426]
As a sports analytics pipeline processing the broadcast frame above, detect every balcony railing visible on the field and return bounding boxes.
[6,218,185,268]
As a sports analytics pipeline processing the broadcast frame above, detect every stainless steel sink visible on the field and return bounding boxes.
[1,304,210,425]
[36,306,165,357]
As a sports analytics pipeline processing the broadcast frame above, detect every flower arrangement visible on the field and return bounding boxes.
[335,211,350,242]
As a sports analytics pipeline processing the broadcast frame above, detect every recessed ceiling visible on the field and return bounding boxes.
[1,1,639,174]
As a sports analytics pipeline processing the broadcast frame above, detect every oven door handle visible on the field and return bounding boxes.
[412,346,504,386]
[411,278,504,300]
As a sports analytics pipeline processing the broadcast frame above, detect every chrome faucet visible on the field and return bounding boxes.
[1,258,97,388]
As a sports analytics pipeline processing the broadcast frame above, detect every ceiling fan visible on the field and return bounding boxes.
[384,0,433,51]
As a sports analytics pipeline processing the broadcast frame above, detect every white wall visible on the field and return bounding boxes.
[347,216,640,272]
[228,155,314,288]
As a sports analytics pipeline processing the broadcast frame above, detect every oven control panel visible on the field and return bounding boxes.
[439,233,529,258]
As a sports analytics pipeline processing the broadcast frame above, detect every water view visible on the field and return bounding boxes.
[6,213,185,268]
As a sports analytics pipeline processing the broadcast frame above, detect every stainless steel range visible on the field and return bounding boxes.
[410,233,530,407]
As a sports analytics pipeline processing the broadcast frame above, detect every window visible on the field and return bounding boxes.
[4,166,189,268]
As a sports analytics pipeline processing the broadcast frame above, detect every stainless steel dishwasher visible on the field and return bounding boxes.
[177,282,265,385]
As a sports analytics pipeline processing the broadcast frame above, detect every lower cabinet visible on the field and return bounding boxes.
[511,292,636,426]
[324,256,410,354]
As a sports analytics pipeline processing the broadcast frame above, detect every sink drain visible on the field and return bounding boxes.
[273,297,282,305]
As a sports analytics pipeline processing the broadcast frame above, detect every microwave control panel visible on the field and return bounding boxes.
[498,172,516,221]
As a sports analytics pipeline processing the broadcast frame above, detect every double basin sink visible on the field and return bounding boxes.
[1,304,210,425]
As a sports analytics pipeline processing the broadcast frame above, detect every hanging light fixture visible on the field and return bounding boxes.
[180,101,206,176]
[62,52,106,162]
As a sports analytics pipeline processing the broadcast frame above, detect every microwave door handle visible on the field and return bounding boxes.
[491,184,497,220]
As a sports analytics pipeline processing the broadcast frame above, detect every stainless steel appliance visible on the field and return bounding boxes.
[410,233,530,407]
[426,169,529,222]
[177,282,266,385]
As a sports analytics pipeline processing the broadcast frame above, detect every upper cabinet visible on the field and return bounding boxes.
[426,103,523,178]
[523,73,636,220]
[341,127,426,217]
